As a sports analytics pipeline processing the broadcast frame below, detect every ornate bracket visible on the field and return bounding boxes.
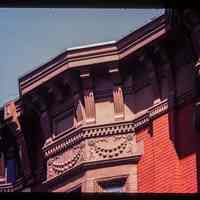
[80,70,96,124]
[109,67,125,121]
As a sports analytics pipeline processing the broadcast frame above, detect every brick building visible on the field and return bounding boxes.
[0,9,200,192]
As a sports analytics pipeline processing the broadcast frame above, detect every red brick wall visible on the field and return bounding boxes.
[136,128,155,192]
[136,104,200,193]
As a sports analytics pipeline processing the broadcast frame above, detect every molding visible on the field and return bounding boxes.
[19,15,169,95]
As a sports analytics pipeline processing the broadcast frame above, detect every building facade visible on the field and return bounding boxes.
[0,9,200,193]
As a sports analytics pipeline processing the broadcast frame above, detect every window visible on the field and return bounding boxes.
[97,178,126,193]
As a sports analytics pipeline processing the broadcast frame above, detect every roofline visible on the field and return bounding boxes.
[19,13,170,96]
[67,40,116,51]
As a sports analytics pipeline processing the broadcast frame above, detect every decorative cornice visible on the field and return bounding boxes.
[19,15,169,96]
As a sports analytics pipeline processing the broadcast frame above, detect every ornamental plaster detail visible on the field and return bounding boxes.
[47,133,142,180]
[86,133,138,162]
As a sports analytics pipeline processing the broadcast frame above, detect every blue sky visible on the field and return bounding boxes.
[0,8,164,106]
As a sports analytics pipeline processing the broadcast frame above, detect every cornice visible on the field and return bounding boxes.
[19,15,169,96]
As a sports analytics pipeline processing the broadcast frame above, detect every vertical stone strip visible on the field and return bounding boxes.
[109,67,124,121]
[80,70,96,124]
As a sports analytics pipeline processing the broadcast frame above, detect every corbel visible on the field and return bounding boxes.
[80,69,96,124]
[109,66,125,121]
[139,52,161,104]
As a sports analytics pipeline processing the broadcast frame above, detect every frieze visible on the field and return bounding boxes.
[47,133,142,180]
[47,142,85,179]
[86,133,139,162]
